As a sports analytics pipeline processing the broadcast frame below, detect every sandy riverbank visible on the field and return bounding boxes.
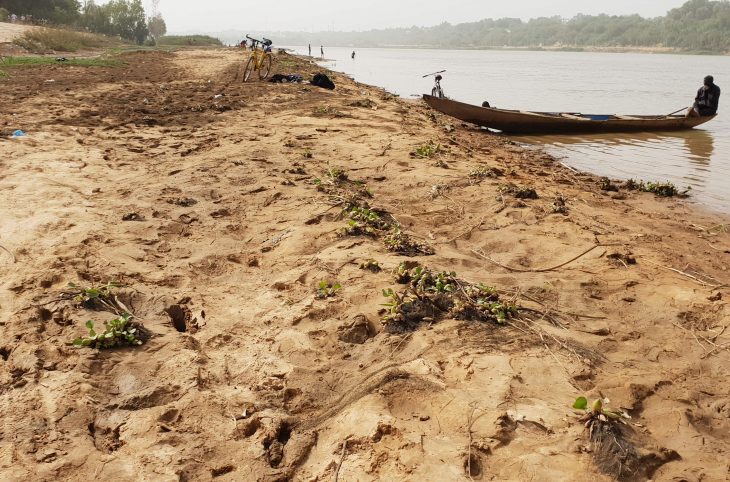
[0,48,728,481]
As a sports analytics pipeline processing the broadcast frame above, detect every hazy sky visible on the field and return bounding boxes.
[137,0,690,33]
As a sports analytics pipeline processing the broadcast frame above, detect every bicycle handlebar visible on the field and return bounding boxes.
[246,35,272,46]
[422,70,446,78]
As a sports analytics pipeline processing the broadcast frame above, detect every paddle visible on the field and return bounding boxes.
[422,70,446,78]
[667,106,689,116]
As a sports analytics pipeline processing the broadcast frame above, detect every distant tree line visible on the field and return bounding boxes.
[273,0,730,53]
[0,0,167,45]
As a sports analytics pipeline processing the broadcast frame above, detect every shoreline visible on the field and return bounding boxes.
[1,48,729,480]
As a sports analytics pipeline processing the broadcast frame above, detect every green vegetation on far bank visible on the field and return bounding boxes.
[267,0,730,54]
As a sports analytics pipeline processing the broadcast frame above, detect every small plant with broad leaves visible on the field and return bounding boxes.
[360,259,382,273]
[624,179,691,197]
[469,166,503,182]
[383,227,435,256]
[573,396,631,428]
[380,264,518,329]
[411,141,441,159]
[73,313,144,349]
[68,281,119,304]
[316,281,342,299]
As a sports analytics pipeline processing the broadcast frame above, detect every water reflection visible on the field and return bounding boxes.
[517,128,715,168]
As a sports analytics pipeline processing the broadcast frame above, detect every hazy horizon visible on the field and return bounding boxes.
[126,0,690,34]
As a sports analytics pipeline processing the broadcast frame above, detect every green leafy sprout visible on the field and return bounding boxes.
[68,281,119,304]
[73,313,143,349]
[316,281,342,299]
[411,141,441,159]
[381,264,517,328]
[573,396,631,427]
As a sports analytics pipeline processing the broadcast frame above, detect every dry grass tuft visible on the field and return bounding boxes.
[13,27,116,53]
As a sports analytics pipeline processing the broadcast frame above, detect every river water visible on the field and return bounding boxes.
[287,46,730,213]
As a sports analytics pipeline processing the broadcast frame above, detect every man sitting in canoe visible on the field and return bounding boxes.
[687,75,720,117]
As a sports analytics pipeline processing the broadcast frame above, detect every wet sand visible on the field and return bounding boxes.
[1,48,729,481]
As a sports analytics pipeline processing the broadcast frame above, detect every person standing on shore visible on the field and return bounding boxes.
[687,75,720,117]
[308,44,311,57]
[321,45,324,59]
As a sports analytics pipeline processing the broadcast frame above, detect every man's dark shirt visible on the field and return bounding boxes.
[695,83,721,116]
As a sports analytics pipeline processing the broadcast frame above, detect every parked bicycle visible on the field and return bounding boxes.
[423,70,446,98]
[241,35,273,82]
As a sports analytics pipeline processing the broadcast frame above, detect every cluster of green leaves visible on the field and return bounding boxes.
[68,281,119,304]
[624,179,690,197]
[411,141,441,159]
[598,177,619,192]
[316,281,342,299]
[573,396,631,425]
[73,313,143,349]
[469,166,503,181]
[302,149,313,159]
[381,264,517,328]
[341,207,392,237]
[383,227,435,256]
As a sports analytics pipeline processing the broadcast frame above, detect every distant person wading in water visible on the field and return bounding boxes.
[321,46,324,59]
[687,75,720,117]
[351,51,356,59]
[308,44,311,57]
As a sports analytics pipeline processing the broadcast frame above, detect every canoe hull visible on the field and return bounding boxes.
[423,95,716,134]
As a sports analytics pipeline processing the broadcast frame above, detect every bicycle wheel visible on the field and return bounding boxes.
[258,54,272,80]
[242,56,256,82]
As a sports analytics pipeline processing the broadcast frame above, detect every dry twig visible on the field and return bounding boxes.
[471,244,621,273]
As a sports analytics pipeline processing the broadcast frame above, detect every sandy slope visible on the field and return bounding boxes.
[0,49,729,481]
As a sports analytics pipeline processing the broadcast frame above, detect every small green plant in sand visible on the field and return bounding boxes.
[73,313,143,349]
[324,166,348,183]
[624,179,690,197]
[313,105,346,117]
[383,227,435,256]
[316,281,342,299]
[598,177,619,192]
[498,183,539,199]
[469,166,503,181]
[573,396,631,427]
[359,259,382,273]
[380,263,517,330]
[302,149,313,159]
[411,141,441,159]
[68,281,119,304]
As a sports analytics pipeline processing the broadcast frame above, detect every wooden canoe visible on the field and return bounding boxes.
[423,95,716,134]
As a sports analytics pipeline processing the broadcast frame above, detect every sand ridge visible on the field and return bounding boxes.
[0,48,729,481]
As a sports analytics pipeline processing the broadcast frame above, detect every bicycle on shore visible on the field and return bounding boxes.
[423,70,446,98]
[241,35,273,82]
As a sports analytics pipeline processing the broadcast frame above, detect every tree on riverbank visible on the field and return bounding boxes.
[1,0,156,45]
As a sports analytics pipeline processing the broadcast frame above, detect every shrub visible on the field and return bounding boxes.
[0,8,9,22]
